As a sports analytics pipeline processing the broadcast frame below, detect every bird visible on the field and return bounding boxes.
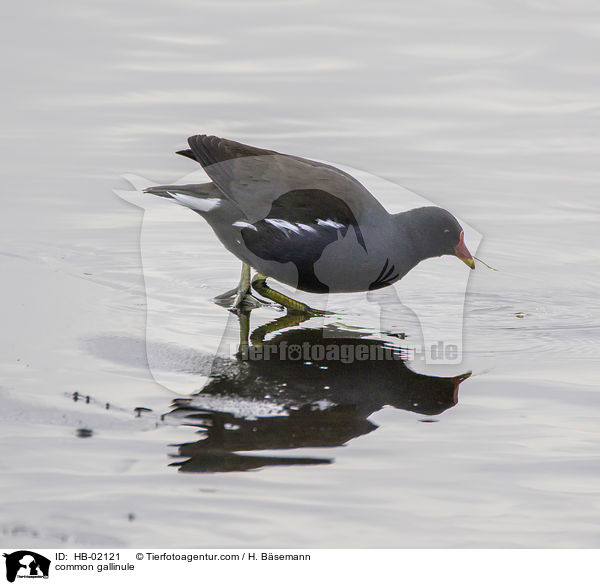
[145,134,474,313]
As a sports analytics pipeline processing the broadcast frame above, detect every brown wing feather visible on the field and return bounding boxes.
[187,135,278,167]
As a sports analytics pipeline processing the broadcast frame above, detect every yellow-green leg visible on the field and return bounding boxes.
[251,273,329,316]
[214,263,263,310]
[233,263,251,308]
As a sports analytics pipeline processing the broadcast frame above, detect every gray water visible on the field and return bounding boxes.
[1,0,599,547]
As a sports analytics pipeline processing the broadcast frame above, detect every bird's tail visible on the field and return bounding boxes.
[144,182,223,213]
[144,183,219,200]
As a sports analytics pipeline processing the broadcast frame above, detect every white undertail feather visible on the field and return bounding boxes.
[168,192,221,212]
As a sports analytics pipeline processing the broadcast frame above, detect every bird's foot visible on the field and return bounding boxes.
[214,263,265,311]
[251,273,332,316]
[213,287,264,311]
[233,290,264,311]
[213,287,237,303]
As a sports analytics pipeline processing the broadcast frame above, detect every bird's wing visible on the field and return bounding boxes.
[183,135,388,224]
[236,188,371,292]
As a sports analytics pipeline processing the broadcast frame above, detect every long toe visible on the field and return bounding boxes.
[233,291,264,311]
[214,288,238,301]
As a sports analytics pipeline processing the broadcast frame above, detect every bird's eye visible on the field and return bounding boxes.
[443,229,450,234]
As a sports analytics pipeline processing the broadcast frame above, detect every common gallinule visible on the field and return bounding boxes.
[145,135,474,313]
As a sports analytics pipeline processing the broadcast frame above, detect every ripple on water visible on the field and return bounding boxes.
[465,289,600,362]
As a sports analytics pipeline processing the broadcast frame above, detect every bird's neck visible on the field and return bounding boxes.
[392,209,439,267]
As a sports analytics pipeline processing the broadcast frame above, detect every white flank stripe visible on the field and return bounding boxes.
[232,221,258,231]
[297,223,317,233]
[317,218,345,229]
[169,192,221,212]
[264,218,301,234]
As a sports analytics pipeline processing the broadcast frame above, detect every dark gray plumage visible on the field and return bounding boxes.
[145,135,474,294]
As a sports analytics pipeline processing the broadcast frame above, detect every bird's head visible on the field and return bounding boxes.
[403,206,475,269]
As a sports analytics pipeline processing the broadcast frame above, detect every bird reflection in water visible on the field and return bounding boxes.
[165,311,470,473]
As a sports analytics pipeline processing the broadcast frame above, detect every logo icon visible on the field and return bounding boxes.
[3,551,50,583]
